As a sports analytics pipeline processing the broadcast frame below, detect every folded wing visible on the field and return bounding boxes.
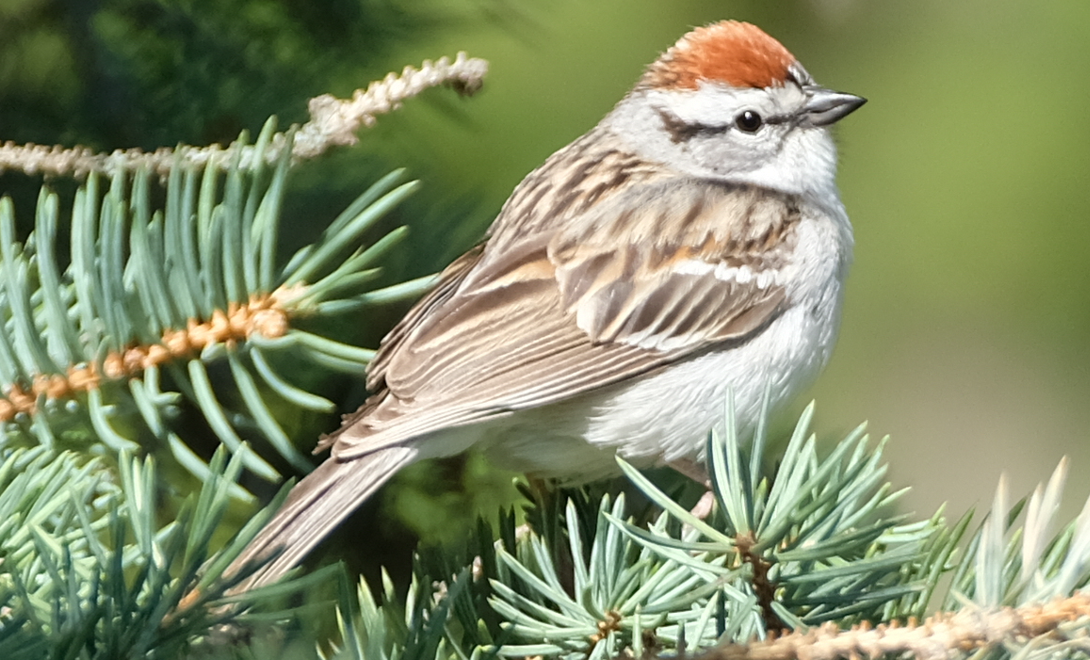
[329,178,800,459]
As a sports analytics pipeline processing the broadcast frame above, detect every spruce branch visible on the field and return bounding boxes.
[306,400,1090,660]
[293,52,488,158]
[688,432,1090,660]
[697,592,1090,660]
[0,444,320,659]
[610,397,947,633]
[0,290,291,421]
[0,119,435,483]
[0,52,488,178]
[312,401,949,660]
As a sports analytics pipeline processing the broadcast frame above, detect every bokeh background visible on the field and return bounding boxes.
[2,0,1088,551]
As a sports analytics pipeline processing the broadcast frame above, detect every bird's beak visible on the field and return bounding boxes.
[801,87,867,127]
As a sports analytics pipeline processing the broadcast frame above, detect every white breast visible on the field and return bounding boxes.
[585,299,839,464]
[473,204,851,481]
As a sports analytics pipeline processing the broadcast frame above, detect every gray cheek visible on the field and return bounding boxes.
[696,136,773,176]
[688,137,743,175]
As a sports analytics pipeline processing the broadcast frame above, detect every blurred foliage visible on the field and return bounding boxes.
[1,0,1088,590]
[0,0,435,149]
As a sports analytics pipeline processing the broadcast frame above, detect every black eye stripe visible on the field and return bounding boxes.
[657,109,727,143]
[656,109,787,144]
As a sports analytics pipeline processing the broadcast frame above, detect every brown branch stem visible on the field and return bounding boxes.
[699,592,1090,660]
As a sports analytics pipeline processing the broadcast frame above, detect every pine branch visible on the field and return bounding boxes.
[0,49,496,654]
[700,593,1090,660]
[0,290,291,419]
[312,400,1090,660]
[0,444,320,660]
[0,53,488,178]
[0,119,438,483]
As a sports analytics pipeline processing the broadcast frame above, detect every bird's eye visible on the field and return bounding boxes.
[735,110,763,133]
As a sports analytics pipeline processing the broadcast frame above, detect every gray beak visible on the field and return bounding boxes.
[801,87,866,127]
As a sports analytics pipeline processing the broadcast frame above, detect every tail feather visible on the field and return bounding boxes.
[225,445,418,594]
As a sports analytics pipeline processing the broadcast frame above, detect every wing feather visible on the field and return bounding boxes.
[552,179,798,351]
[330,176,801,459]
[365,242,485,391]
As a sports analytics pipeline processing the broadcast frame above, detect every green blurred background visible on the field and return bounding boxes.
[2,0,1089,545]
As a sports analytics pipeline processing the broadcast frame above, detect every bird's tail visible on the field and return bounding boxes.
[223,445,417,595]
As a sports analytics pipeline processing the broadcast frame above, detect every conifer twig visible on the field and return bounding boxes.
[0,52,488,178]
[0,288,296,421]
[701,592,1090,660]
[291,51,488,158]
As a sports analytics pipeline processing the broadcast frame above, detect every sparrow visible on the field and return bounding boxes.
[226,20,864,592]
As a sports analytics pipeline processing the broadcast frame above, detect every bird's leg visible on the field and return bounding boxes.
[669,458,709,483]
[669,458,716,520]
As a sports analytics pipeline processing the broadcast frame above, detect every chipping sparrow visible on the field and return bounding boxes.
[229,20,864,591]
